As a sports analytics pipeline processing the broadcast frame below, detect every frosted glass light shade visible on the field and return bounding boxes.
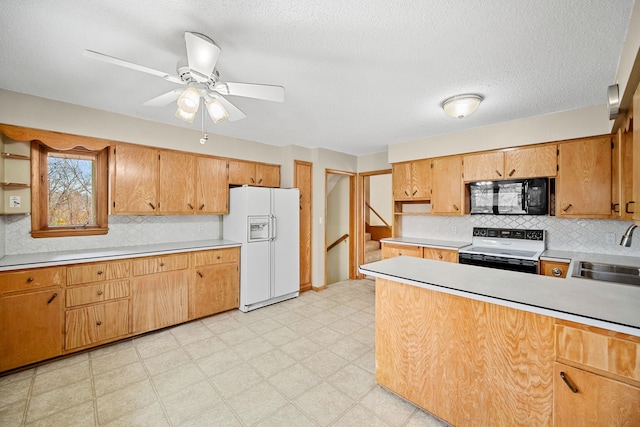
[441,94,483,119]
[177,86,201,114]
[175,106,196,123]
[205,98,229,123]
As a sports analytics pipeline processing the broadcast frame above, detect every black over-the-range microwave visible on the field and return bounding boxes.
[469,178,548,215]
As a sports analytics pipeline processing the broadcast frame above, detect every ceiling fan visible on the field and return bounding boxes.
[84,32,284,124]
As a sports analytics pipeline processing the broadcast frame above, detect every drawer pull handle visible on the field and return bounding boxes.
[188,203,194,210]
[508,169,516,177]
[47,293,57,304]
[404,190,410,196]
[197,271,203,278]
[27,277,34,283]
[97,290,103,296]
[562,203,573,213]
[438,255,443,259]
[495,170,502,177]
[412,189,418,196]
[96,321,102,326]
[626,201,635,214]
[258,178,263,184]
[560,371,578,393]
[250,177,255,183]
[149,202,156,210]
[551,268,562,277]
[453,204,459,211]
[200,204,205,210]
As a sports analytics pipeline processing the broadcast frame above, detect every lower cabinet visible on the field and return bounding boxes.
[132,270,189,334]
[65,299,130,350]
[422,247,458,263]
[381,243,422,259]
[192,248,240,319]
[540,260,570,278]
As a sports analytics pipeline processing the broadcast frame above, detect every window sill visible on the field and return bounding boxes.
[31,227,108,238]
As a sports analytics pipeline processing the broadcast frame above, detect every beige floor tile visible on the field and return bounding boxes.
[307,326,344,347]
[143,347,193,376]
[348,308,376,325]
[291,302,325,317]
[88,339,134,359]
[196,347,242,378]
[327,335,371,361]
[210,363,262,399]
[261,326,300,347]
[255,403,316,427]
[350,324,375,347]
[217,326,259,346]
[90,345,140,377]
[182,335,228,360]
[202,316,243,334]
[300,349,348,379]
[93,361,147,397]
[332,404,391,427]
[246,317,283,335]
[227,381,287,425]
[179,401,242,427]
[308,309,342,325]
[294,381,354,426]
[0,376,32,409]
[279,336,322,361]
[405,409,450,427]
[34,352,88,376]
[96,379,159,425]
[246,348,296,378]
[0,368,34,387]
[328,317,366,335]
[26,378,93,423]
[171,324,214,347]
[160,379,222,425]
[270,310,305,325]
[327,364,376,400]
[354,349,376,374]
[229,307,270,325]
[25,401,95,427]
[327,303,359,318]
[360,386,419,427]
[31,360,90,396]
[102,401,169,427]
[286,316,324,335]
[228,336,275,361]
[267,363,321,400]
[0,400,27,427]
[150,362,205,398]
[134,332,182,359]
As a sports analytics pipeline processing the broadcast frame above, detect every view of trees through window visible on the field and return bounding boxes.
[47,154,95,227]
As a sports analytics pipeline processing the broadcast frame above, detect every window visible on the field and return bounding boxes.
[32,141,109,238]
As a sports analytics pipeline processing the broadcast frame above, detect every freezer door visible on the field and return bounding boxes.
[244,240,271,306]
[271,188,300,298]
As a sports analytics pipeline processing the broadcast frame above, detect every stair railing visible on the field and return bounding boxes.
[327,233,349,252]
[365,202,391,229]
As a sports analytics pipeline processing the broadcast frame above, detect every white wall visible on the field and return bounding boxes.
[368,174,392,226]
[325,175,350,285]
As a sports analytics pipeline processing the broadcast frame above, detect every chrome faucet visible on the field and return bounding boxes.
[620,224,638,247]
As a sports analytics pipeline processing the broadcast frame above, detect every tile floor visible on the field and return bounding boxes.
[0,279,448,427]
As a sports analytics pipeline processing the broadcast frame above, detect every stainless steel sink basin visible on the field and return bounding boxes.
[572,261,640,286]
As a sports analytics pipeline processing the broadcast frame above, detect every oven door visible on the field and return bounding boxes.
[458,252,539,274]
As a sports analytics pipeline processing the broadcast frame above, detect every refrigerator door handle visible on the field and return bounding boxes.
[270,215,277,240]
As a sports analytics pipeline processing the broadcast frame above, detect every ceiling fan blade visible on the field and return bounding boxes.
[143,89,183,107]
[213,95,247,122]
[214,82,285,102]
[184,32,220,83]
[83,49,183,84]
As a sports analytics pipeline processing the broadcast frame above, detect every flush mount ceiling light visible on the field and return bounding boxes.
[441,94,484,119]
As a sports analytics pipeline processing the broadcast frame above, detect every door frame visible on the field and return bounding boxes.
[324,169,357,285]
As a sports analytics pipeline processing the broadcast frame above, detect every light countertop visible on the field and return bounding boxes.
[380,237,471,250]
[0,240,241,271]
[360,256,640,336]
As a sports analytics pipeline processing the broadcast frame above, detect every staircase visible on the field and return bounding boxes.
[364,232,382,264]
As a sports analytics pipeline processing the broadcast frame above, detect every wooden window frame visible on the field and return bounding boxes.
[31,141,109,238]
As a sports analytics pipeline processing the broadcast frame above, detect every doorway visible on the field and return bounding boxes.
[325,169,356,286]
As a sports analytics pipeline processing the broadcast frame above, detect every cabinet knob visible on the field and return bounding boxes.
[159,262,165,267]
[27,277,34,283]
[96,320,102,326]
[508,169,516,177]
[97,271,103,275]
[438,255,443,259]
[97,290,103,296]
[551,268,562,277]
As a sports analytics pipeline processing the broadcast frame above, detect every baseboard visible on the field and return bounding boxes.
[312,285,327,292]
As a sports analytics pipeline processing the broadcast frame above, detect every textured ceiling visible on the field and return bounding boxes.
[0,1,634,155]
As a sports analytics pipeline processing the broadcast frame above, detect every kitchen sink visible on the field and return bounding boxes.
[572,261,640,286]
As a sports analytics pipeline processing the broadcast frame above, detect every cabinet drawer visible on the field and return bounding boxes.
[0,266,66,293]
[194,248,239,266]
[422,248,458,263]
[540,260,569,278]
[65,299,130,350]
[66,280,130,307]
[556,323,640,382]
[132,253,189,276]
[381,243,422,259]
[67,260,130,285]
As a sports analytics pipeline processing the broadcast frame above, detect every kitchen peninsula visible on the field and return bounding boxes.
[360,256,640,426]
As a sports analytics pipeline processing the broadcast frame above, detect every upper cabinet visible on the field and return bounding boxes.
[196,156,228,214]
[228,159,280,187]
[633,82,640,223]
[431,155,465,215]
[0,132,31,215]
[392,159,431,200]
[556,136,612,218]
[112,143,159,215]
[159,150,196,214]
[463,145,557,182]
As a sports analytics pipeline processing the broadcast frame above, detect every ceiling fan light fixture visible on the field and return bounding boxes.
[206,97,230,123]
[177,86,201,114]
[441,94,483,119]
[175,106,196,123]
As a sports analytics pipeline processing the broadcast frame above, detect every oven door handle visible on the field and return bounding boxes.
[523,181,529,212]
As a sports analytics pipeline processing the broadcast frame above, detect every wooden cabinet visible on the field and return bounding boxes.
[381,243,422,259]
[65,299,129,350]
[196,156,228,214]
[422,247,457,263]
[633,82,640,223]
[0,266,65,372]
[67,260,129,285]
[191,248,239,319]
[376,278,555,426]
[159,150,196,214]
[556,136,612,218]
[540,260,569,278]
[392,159,431,200]
[554,321,640,426]
[112,143,159,214]
[131,254,189,334]
[612,127,634,219]
[228,159,280,187]
[0,133,31,215]
[463,145,557,182]
[295,160,313,292]
[431,155,465,215]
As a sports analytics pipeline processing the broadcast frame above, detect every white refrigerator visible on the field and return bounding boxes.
[223,186,300,312]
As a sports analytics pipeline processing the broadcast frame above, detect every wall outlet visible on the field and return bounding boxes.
[198,223,204,233]
[605,233,616,244]
[451,226,457,234]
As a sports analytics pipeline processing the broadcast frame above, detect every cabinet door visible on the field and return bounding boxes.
[295,161,312,291]
[66,280,130,307]
[132,270,189,334]
[112,144,159,214]
[392,162,412,200]
[633,83,640,222]
[431,156,464,215]
[65,299,129,350]
[505,144,557,179]
[228,160,255,185]
[381,243,422,259]
[539,260,569,278]
[554,363,640,426]
[256,164,280,187]
[67,260,129,285]
[196,157,228,214]
[422,248,458,263]
[159,151,196,214]
[412,159,432,199]
[193,263,239,318]
[0,289,62,372]
[463,151,504,181]
[557,137,612,218]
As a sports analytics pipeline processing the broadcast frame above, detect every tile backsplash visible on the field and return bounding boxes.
[401,215,640,257]
[1,215,222,256]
